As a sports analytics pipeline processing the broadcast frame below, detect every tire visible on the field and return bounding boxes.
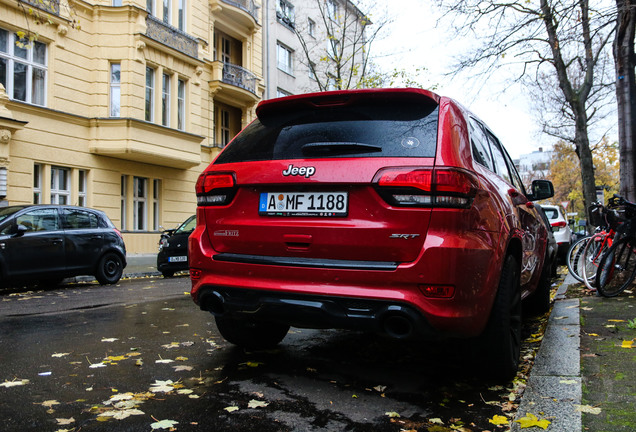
[215,316,290,350]
[525,252,551,315]
[596,237,636,297]
[566,236,590,283]
[162,271,175,278]
[95,252,124,285]
[480,255,522,380]
[581,233,609,290]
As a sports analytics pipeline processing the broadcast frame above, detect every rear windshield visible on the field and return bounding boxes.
[543,208,558,219]
[215,101,439,164]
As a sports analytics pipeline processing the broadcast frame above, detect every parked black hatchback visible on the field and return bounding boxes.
[157,215,195,278]
[0,205,127,287]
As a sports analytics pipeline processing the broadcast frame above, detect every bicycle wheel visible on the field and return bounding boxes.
[596,237,636,297]
[567,236,590,283]
[581,233,610,290]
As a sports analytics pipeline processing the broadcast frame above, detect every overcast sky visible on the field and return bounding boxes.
[372,2,566,159]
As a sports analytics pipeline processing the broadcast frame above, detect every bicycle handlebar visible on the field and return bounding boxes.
[608,194,636,210]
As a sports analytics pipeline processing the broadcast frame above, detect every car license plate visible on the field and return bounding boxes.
[259,192,348,217]
[168,256,187,262]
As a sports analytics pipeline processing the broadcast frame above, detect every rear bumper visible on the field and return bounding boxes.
[197,286,435,339]
[189,227,503,339]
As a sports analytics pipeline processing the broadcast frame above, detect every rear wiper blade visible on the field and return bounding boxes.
[301,142,383,155]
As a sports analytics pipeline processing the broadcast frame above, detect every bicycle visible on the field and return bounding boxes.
[594,195,636,297]
[567,202,615,287]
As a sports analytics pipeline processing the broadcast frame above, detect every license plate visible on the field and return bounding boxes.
[259,192,348,217]
[168,256,187,262]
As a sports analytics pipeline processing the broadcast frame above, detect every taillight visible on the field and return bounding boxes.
[551,221,567,228]
[195,172,236,206]
[374,167,478,208]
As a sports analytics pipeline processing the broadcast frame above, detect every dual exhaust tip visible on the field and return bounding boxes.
[199,289,418,340]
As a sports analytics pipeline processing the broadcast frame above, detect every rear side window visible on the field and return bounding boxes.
[469,119,494,171]
[63,209,100,229]
[215,101,439,163]
[543,208,558,219]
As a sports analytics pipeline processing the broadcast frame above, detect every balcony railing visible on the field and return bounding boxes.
[20,0,60,15]
[145,15,198,59]
[221,0,260,23]
[223,63,257,94]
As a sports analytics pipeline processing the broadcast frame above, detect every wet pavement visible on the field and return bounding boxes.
[0,275,547,432]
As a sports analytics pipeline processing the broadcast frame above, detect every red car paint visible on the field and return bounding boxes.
[189,88,553,345]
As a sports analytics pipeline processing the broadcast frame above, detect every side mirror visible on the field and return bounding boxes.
[528,179,554,201]
[14,224,28,237]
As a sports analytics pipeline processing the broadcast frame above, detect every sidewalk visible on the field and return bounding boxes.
[123,254,161,278]
[512,273,636,431]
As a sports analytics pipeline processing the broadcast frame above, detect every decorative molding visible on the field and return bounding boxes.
[145,15,198,59]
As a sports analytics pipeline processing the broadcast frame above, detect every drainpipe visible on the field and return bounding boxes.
[264,0,270,99]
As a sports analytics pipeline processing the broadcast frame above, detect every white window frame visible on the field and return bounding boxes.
[177,78,186,131]
[308,18,316,37]
[178,0,186,31]
[33,164,42,204]
[145,66,155,122]
[78,170,87,207]
[161,72,170,127]
[163,0,171,24]
[277,0,295,27]
[277,88,292,98]
[153,179,161,231]
[121,175,127,230]
[326,0,338,21]
[133,176,147,231]
[51,166,71,205]
[110,62,121,117]
[276,42,293,75]
[220,109,231,147]
[0,29,48,106]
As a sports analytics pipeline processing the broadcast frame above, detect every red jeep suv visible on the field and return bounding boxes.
[190,88,554,378]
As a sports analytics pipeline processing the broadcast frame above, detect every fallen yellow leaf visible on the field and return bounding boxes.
[515,413,551,430]
[621,340,634,348]
[489,415,509,425]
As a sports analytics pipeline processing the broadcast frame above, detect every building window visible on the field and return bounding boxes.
[0,28,47,106]
[110,63,121,117]
[147,0,154,14]
[277,0,295,28]
[145,66,155,122]
[308,61,317,80]
[163,0,171,23]
[133,177,147,231]
[33,164,42,204]
[277,88,292,98]
[326,0,338,21]
[308,18,316,37]
[277,43,293,75]
[121,176,127,230]
[153,179,161,230]
[112,0,122,5]
[178,0,185,30]
[177,78,185,131]
[78,170,87,207]
[220,109,231,147]
[221,37,231,63]
[51,166,71,205]
[161,73,170,127]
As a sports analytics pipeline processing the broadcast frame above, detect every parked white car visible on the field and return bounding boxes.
[541,204,573,261]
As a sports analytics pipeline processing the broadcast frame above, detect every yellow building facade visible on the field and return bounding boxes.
[0,0,263,253]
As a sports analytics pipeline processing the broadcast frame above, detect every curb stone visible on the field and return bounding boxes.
[511,274,581,432]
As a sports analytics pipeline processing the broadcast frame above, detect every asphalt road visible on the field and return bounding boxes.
[0,276,545,431]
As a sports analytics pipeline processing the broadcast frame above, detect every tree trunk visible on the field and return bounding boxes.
[574,109,598,227]
[614,0,636,202]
